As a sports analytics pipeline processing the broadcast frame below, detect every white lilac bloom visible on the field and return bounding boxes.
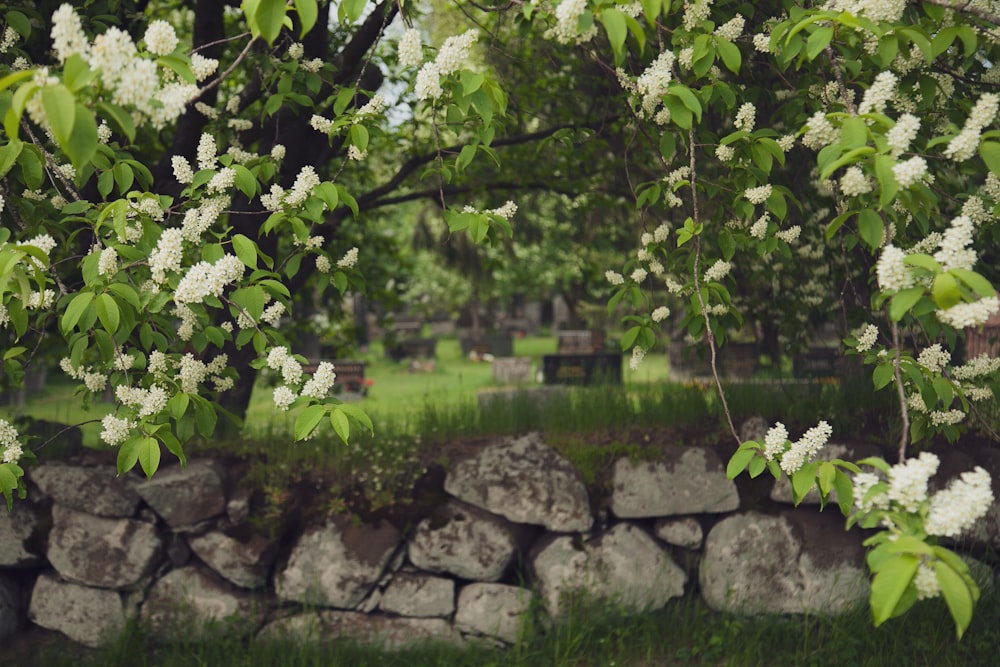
[398,28,423,67]
[858,71,897,115]
[839,166,872,197]
[744,184,772,205]
[924,466,994,538]
[100,415,134,446]
[887,451,938,512]
[887,113,920,157]
[875,245,913,292]
[302,362,337,399]
[933,215,976,272]
[917,344,950,372]
[892,156,927,188]
[0,418,22,464]
[273,386,297,411]
[779,421,833,475]
[703,259,731,283]
[855,324,879,353]
[734,103,756,132]
[762,422,789,460]
[51,4,89,63]
[937,297,1000,329]
[143,20,178,56]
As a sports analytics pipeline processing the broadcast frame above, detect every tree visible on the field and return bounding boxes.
[1,0,1000,637]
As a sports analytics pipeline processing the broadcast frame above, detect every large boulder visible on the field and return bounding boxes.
[699,510,868,615]
[654,517,704,548]
[275,517,401,608]
[259,611,463,650]
[141,566,255,634]
[407,502,518,582]
[0,502,43,567]
[445,432,592,532]
[30,463,140,518]
[379,572,455,618]
[28,572,125,647]
[454,583,532,644]
[532,522,687,616]
[609,447,739,518]
[187,529,274,590]
[135,460,226,528]
[47,506,162,589]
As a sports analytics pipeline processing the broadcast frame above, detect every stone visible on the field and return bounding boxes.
[0,501,42,567]
[188,529,274,589]
[48,505,162,589]
[491,357,533,384]
[135,459,226,528]
[259,611,463,650]
[654,517,704,548]
[699,510,868,615]
[28,572,125,647]
[454,583,532,644]
[0,574,19,641]
[532,523,687,616]
[445,432,592,532]
[275,517,400,608]
[29,463,140,517]
[407,502,517,582]
[609,447,740,518]
[142,566,255,634]
[379,572,455,618]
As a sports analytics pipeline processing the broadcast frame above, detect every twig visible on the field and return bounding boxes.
[922,0,1000,27]
[194,35,258,100]
[890,320,910,461]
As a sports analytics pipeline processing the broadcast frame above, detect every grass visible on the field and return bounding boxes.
[23,589,1000,667]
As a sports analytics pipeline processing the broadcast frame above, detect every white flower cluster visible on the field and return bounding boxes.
[59,358,108,393]
[917,344,950,372]
[703,259,731,283]
[652,306,670,322]
[924,466,994,537]
[857,71,897,115]
[887,113,920,157]
[629,345,646,370]
[801,111,839,150]
[173,255,245,304]
[634,51,676,123]
[0,419,22,464]
[714,14,745,41]
[839,166,872,197]
[936,297,1000,329]
[302,362,337,399]
[734,103,756,132]
[856,324,878,352]
[414,30,478,100]
[944,93,999,162]
[933,215,976,272]
[716,144,735,162]
[875,245,913,293]
[761,422,789,461]
[115,383,170,418]
[892,156,927,188]
[779,421,833,475]
[398,28,423,67]
[549,0,598,44]
[888,451,938,512]
[337,247,360,269]
[776,225,801,243]
[929,409,965,426]
[100,414,134,446]
[744,184,772,205]
[952,354,1000,380]
[606,270,624,285]
[143,20,178,56]
[750,213,770,239]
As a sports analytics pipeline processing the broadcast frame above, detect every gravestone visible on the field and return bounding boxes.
[492,357,532,384]
[542,352,622,385]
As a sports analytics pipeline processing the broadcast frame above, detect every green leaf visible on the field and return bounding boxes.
[42,84,76,150]
[349,123,369,153]
[294,0,318,37]
[817,461,836,496]
[251,0,287,44]
[979,141,1000,174]
[461,70,485,96]
[232,234,258,269]
[668,84,702,123]
[337,402,373,433]
[600,8,628,61]
[295,404,328,441]
[870,553,919,627]
[857,209,884,250]
[932,272,962,310]
[951,268,996,297]
[0,138,22,179]
[791,462,818,505]
[889,286,925,322]
[138,437,161,479]
[117,436,141,475]
[874,154,898,208]
[168,392,190,421]
[232,164,258,198]
[96,293,120,333]
[716,38,741,73]
[806,25,833,61]
[66,103,98,167]
[935,559,975,639]
[61,292,94,334]
[747,454,767,478]
[833,469,854,515]
[159,431,186,467]
[873,362,895,390]
[97,102,136,142]
[727,445,759,480]
[330,408,351,443]
[840,116,869,150]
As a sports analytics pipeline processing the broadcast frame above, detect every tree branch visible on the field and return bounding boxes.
[922,0,1000,27]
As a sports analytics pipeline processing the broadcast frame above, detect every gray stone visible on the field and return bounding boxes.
[699,511,868,615]
[0,501,42,567]
[654,517,704,548]
[491,357,533,384]
[48,505,162,589]
[259,611,463,650]
[445,432,592,532]
[142,566,254,634]
[275,517,400,608]
[609,447,739,518]
[407,502,517,582]
[532,523,687,616]
[30,463,140,517]
[0,574,19,641]
[379,572,455,617]
[188,530,273,589]
[135,460,226,528]
[28,572,125,647]
[454,583,532,644]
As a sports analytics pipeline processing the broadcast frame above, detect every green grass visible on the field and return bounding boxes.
[25,589,1000,667]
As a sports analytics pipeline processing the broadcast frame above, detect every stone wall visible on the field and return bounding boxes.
[2,431,998,650]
